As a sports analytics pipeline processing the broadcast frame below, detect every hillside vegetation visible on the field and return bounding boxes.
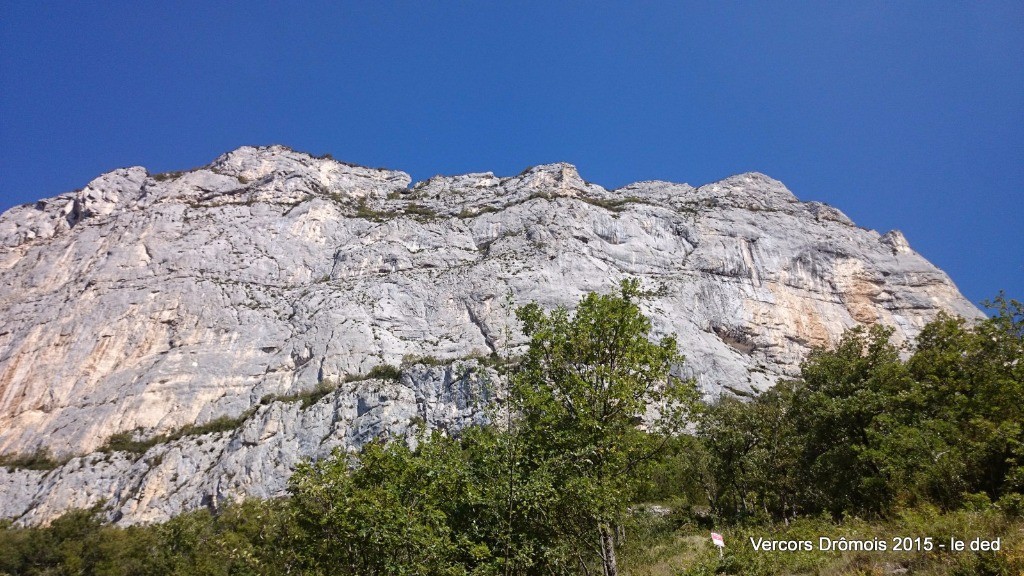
[2,285,1021,575]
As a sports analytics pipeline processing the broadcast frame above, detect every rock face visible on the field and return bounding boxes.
[0,145,981,524]
[0,362,498,525]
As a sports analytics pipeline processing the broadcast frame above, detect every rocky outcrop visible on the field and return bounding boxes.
[0,361,498,525]
[0,145,981,524]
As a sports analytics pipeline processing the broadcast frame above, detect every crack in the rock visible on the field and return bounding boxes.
[463,301,497,356]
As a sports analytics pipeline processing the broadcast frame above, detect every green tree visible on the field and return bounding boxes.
[511,279,698,575]
[287,435,487,575]
[789,324,912,516]
[696,382,800,522]
[905,296,1024,506]
[769,296,1023,517]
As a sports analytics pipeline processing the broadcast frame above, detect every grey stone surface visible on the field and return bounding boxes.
[0,362,498,525]
[0,145,981,524]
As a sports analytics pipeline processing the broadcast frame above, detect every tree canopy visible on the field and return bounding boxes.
[693,295,1024,521]
[510,278,697,574]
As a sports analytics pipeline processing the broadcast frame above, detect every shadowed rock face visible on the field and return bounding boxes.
[0,145,980,524]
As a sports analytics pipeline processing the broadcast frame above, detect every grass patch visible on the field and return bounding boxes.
[265,380,339,409]
[365,364,402,381]
[0,448,68,471]
[401,351,511,375]
[457,205,501,218]
[263,364,404,410]
[151,171,183,182]
[353,199,399,222]
[401,354,446,367]
[578,195,655,212]
[618,507,1024,576]
[470,351,511,371]
[402,203,437,220]
[98,412,256,456]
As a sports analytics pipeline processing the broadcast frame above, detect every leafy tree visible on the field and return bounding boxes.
[905,296,1024,506]
[752,296,1024,518]
[287,435,488,575]
[696,382,800,522]
[787,324,912,516]
[510,279,698,575]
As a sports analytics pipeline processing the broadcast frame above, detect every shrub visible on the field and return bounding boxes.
[0,447,66,471]
[403,203,437,219]
[366,364,402,382]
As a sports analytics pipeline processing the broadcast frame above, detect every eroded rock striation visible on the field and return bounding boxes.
[0,145,981,524]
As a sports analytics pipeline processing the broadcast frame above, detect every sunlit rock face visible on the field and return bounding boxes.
[0,145,980,524]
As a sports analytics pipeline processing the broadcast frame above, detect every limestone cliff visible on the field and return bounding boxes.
[0,145,981,524]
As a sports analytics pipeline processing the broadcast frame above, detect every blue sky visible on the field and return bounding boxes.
[1,2,1021,306]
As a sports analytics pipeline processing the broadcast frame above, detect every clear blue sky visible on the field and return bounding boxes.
[1,2,1021,306]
